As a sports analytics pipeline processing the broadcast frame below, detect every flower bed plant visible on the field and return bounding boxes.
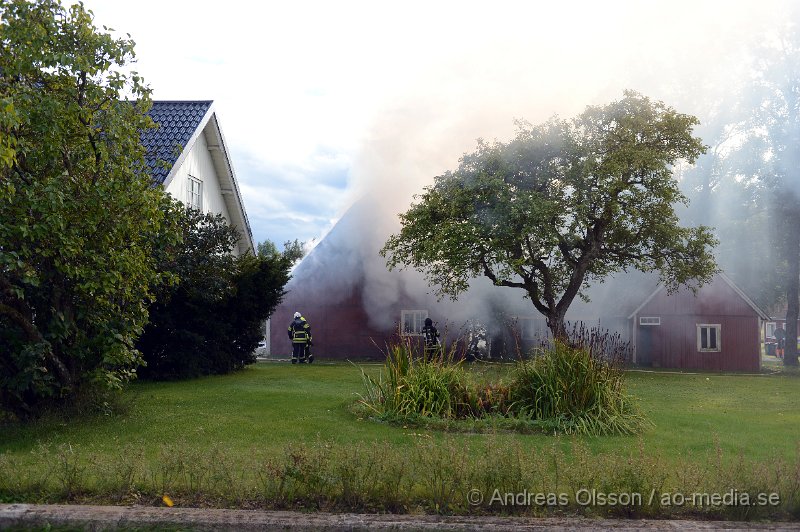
[357,338,650,436]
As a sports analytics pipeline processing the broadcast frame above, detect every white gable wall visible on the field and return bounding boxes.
[164,131,231,219]
[163,132,238,254]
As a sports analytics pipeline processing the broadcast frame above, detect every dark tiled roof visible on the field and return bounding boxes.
[141,101,213,184]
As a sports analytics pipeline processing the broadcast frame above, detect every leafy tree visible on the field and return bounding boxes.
[137,208,302,380]
[0,0,179,417]
[730,29,800,366]
[382,92,718,338]
[680,121,780,312]
[258,238,304,262]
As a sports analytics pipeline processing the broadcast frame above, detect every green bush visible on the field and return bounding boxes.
[136,209,300,380]
[508,341,651,435]
[358,339,473,418]
[0,0,179,417]
[358,339,650,436]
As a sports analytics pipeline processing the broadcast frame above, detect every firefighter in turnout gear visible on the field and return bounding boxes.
[288,312,312,364]
[422,317,440,362]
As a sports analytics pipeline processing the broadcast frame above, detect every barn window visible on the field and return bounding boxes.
[639,317,661,326]
[188,176,203,211]
[697,324,721,352]
[401,310,428,336]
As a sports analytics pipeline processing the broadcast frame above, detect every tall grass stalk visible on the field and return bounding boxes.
[509,341,650,435]
[1,437,798,520]
[357,338,471,419]
[358,338,649,436]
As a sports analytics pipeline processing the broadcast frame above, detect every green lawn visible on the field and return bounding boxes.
[3,362,797,459]
[597,369,800,458]
[1,361,799,518]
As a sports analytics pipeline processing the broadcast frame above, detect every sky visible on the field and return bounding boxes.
[84,0,791,251]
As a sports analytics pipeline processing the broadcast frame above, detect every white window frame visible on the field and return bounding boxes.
[401,310,428,336]
[639,316,661,326]
[188,176,203,211]
[765,321,777,339]
[697,324,721,352]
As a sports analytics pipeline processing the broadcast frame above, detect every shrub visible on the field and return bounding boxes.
[136,209,301,380]
[358,338,650,436]
[508,341,650,435]
[358,338,474,419]
[0,0,179,418]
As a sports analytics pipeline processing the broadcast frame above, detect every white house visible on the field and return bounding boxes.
[141,100,254,255]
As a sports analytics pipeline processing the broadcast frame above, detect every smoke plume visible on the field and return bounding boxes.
[293,1,792,332]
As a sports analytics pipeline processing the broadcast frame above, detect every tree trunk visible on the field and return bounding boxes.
[785,227,800,366]
[546,310,568,342]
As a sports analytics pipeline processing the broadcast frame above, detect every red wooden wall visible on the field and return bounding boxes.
[271,284,397,360]
[633,276,761,372]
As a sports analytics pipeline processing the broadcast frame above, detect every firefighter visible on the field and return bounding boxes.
[775,324,786,358]
[288,312,311,364]
[421,317,440,362]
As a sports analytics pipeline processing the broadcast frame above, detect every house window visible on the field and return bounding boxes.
[188,176,203,211]
[401,310,428,336]
[765,321,777,339]
[639,317,661,326]
[697,324,721,352]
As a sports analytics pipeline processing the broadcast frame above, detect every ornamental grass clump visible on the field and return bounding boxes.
[508,340,650,435]
[358,338,473,419]
[357,334,649,435]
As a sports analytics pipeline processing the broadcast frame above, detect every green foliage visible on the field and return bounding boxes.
[382,91,718,337]
[136,210,298,380]
[358,339,649,436]
[508,341,651,435]
[0,0,179,417]
[358,338,472,418]
[257,238,304,264]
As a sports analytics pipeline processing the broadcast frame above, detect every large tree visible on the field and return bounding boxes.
[382,92,718,338]
[0,0,179,416]
[733,29,800,366]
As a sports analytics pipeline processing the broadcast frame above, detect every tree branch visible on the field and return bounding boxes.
[0,281,72,388]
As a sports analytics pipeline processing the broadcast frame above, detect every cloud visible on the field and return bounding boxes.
[234,155,349,247]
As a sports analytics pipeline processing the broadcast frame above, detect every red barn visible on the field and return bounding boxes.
[268,200,477,360]
[273,283,414,360]
[628,273,768,372]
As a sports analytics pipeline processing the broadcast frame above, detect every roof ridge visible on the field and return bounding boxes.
[627,272,769,320]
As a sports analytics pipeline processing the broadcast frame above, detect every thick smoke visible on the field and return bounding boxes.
[294,1,791,334]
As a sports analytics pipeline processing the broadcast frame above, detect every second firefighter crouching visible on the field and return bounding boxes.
[288,312,314,364]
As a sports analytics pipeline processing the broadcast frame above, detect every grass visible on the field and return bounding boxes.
[1,362,408,459]
[618,370,800,457]
[507,342,649,435]
[1,361,799,519]
[357,340,650,435]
